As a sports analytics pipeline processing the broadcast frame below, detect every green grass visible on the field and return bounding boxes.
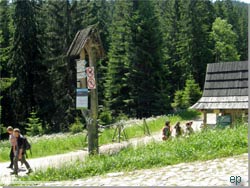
[21,124,247,181]
[0,110,200,162]
[100,110,201,143]
[0,133,88,162]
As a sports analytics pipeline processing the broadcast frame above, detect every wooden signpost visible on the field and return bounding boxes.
[67,25,104,155]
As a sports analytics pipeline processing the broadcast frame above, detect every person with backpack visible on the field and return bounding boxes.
[6,126,16,169]
[174,122,182,137]
[162,121,171,140]
[11,128,32,175]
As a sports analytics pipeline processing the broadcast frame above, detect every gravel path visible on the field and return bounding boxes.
[0,120,248,186]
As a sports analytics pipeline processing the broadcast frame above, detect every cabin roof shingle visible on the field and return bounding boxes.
[191,61,248,110]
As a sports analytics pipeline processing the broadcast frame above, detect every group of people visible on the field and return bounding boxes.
[6,126,32,176]
[162,121,194,140]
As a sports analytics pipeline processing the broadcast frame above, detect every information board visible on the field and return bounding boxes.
[76,88,88,109]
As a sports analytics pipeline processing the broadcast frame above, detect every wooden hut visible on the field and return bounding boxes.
[191,61,248,126]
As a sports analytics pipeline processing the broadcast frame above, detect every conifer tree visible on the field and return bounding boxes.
[176,0,214,87]
[8,0,42,127]
[105,0,134,117]
[131,0,170,117]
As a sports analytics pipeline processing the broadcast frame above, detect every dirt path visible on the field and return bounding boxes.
[0,131,162,186]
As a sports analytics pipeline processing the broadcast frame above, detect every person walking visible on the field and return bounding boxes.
[162,121,171,140]
[11,128,32,175]
[174,122,182,137]
[185,122,194,136]
[6,126,16,169]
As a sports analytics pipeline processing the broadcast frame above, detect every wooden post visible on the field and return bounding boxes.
[118,122,121,143]
[203,110,207,128]
[88,46,99,155]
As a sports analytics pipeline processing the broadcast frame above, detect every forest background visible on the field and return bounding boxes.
[0,0,247,136]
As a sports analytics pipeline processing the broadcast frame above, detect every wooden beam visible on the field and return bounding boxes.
[203,111,207,128]
[87,46,99,155]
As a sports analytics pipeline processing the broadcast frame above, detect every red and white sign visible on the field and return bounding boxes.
[86,67,96,89]
[86,67,94,77]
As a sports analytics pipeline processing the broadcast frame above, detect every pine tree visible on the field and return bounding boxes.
[45,0,77,131]
[158,0,183,92]
[0,0,14,127]
[0,0,12,75]
[131,0,170,117]
[171,90,184,110]
[26,110,43,136]
[0,0,13,92]
[182,76,202,108]
[172,76,202,109]
[235,2,247,61]
[175,0,215,88]
[105,0,134,117]
[8,0,45,128]
[77,0,112,108]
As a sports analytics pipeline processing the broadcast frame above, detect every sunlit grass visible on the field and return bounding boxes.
[22,124,247,181]
[0,110,200,162]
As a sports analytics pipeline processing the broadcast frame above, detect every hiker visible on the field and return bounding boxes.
[185,122,194,136]
[11,128,32,175]
[162,121,171,140]
[174,122,182,137]
[6,126,16,169]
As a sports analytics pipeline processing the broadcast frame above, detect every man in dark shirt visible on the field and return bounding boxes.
[11,128,32,175]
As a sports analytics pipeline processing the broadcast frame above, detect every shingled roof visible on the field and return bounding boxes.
[67,24,104,57]
[191,61,248,110]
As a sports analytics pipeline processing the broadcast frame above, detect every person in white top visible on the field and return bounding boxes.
[6,126,16,169]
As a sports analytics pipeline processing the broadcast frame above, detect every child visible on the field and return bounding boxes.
[162,121,171,140]
[185,122,194,136]
[174,122,182,137]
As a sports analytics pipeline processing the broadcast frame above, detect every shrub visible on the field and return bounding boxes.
[69,117,84,134]
[172,76,202,109]
[115,113,129,122]
[171,90,184,110]
[26,111,44,136]
[182,76,202,108]
[99,109,113,125]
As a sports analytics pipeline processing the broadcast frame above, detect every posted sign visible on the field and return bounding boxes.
[86,67,96,89]
[76,88,88,109]
[77,60,87,79]
[217,115,231,128]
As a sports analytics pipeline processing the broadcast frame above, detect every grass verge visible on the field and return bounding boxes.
[0,133,87,162]
[21,124,247,181]
[0,110,200,162]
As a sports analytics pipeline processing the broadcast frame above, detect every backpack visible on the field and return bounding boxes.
[20,135,31,150]
[163,126,170,137]
[23,137,31,151]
